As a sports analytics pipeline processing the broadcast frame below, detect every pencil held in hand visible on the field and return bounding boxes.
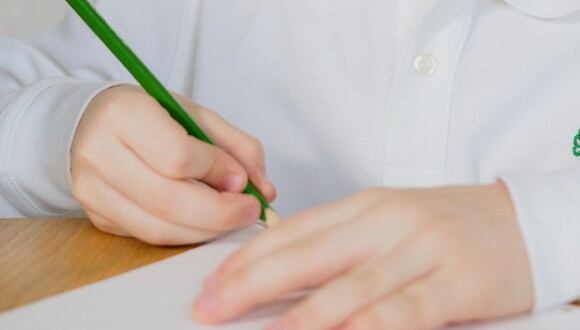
[66,0,278,227]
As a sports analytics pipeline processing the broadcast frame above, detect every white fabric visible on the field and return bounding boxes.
[0,0,579,311]
[396,0,435,59]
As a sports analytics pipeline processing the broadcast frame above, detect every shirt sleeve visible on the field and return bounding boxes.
[0,79,123,218]
[501,167,580,310]
[0,0,184,218]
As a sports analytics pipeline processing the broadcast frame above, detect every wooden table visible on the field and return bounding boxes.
[0,218,194,313]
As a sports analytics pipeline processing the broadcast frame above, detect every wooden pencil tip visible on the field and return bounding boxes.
[264,208,280,228]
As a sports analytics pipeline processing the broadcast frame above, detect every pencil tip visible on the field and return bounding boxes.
[264,209,280,228]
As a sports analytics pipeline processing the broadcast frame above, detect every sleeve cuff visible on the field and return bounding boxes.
[501,167,580,310]
[0,78,125,217]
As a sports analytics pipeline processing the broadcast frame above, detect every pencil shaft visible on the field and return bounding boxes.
[66,0,270,220]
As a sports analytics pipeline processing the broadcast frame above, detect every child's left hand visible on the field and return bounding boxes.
[194,181,534,329]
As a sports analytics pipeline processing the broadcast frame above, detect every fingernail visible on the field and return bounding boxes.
[244,203,261,225]
[222,174,245,192]
[195,291,221,316]
[267,318,295,330]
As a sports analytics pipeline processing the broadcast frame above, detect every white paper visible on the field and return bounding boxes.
[1,225,580,329]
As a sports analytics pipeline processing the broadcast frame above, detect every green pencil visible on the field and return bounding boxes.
[66,0,278,227]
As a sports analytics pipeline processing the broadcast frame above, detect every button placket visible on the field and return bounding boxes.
[381,0,478,187]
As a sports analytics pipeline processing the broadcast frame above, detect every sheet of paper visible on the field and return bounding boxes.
[1,225,580,329]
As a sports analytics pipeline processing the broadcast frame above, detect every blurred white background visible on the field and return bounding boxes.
[0,0,67,36]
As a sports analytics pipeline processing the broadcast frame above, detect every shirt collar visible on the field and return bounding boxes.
[504,0,580,18]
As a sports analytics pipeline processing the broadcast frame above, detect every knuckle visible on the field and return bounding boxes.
[420,221,465,263]
[193,104,212,120]
[98,97,139,124]
[404,290,433,328]
[148,182,180,220]
[73,144,112,176]
[288,240,320,268]
[199,146,219,176]
[232,260,282,305]
[97,98,122,117]
[74,147,99,168]
[233,268,258,293]
[397,197,441,228]
[163,140,195,177]
[71,174,90,205]
[243,136,265,160]
[194,106,222,129]
[351,266,384,297]
[105,97,160,131]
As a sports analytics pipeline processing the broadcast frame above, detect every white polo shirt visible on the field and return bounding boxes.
[0,0,579,311]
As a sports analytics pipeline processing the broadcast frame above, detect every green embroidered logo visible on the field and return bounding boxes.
[574,129,580,157]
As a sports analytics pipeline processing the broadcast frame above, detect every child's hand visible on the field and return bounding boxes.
[70,85,276,245]
[195,181,533,329]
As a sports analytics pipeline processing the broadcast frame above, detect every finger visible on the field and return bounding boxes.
[216,190,386,276]
[264,233,443,330]
[82,136,261,231]
[195,201,422,325]
[176,96,276,201]
[341,274,459,330]
[115,95,248,192]
[85,210,129,237]
[73,172,222,245]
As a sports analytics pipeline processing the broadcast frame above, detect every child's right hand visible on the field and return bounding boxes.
[70,85,277,245]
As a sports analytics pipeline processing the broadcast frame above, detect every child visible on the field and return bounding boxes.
[1,0,579,328]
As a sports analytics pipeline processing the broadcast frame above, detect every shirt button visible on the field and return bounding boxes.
[414,53,437,76]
